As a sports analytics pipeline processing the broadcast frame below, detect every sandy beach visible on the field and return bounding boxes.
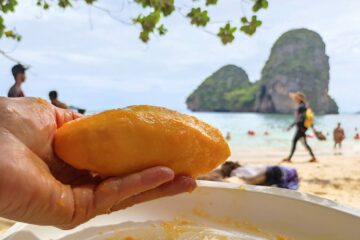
[228,147,360,209]
[1,150,359,234]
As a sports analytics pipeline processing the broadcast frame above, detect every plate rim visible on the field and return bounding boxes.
[1,181,360,240]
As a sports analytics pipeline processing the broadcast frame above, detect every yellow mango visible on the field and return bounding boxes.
[54,105,230,177]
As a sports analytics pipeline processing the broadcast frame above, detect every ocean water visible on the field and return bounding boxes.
[188,112,360,159]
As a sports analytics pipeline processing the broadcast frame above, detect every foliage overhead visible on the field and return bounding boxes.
[0,0,268,45]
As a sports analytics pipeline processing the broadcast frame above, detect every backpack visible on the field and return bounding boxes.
[304,108,314,128]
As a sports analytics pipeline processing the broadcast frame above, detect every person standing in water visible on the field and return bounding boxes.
[8,64,27,98]
[333,122,345,149]
[283,92,317,163]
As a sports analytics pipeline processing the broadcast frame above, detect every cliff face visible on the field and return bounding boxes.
[186,29,338,114]
[255,28,338,114]
[186,65,256,112]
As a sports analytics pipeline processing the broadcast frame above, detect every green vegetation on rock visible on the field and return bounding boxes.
[186,65,256,112]
[224,83,259,111]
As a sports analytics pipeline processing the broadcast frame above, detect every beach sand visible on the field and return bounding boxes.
[229,148,360,209]
[1,151,359,234]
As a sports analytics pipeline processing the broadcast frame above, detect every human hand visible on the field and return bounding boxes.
[0,97,196,229]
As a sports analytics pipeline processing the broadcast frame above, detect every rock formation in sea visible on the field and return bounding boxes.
[186,65,256,112]
[254,28,338,114]
[186,28,339,114]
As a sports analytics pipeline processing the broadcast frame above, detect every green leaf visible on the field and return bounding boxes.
[187,8,210,27]
[133,10,162,43]
[84,0,97,4]
[0,0,18,13]
[58,0,72,8]
[157,24,167,35]
[256,20,262,27]
[4,30,13,37]
[134,0,174,16]
[206,0,218,6]
[252,0,268,12]
[43,2,50,10]
[217,22,237,45]
[3,29,21,41]
[240,15,262,36]
[133,11,161,32]
[0,17,4,39]
[261,0,269,9]
[139,31,149,42]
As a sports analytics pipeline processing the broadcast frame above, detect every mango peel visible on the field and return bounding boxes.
[54,105,230,177]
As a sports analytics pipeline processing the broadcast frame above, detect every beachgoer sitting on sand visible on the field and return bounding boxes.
[333,122,345,149]
[0,97,195,228]
[200,161,299,190]
[49,90,68,109]
[231,165,299,190]
[283,92,317,163]
[198,161,240,181]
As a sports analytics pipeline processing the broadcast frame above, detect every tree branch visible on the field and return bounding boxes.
[175,7,217,37]
[0,49,21,63]
[0,49,31,69]
[91,4,133,26]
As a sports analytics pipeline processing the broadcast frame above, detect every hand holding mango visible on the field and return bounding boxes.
[0,98,197,228]
[54,105,230,178]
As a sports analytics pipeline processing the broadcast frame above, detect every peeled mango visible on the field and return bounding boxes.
[54,105,230,177]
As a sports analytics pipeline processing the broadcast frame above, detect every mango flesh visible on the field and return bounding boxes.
[54,105,230,177]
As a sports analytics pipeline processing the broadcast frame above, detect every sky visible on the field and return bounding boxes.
[0,0,359,112]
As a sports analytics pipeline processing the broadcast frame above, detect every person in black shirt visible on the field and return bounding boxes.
[283,92,317,163]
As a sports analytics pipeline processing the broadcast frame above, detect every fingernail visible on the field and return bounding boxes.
[157,167,175,176]
[176,176,197,192]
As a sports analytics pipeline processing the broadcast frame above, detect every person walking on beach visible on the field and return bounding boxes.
[49,90,68,109]
[8,64,27,98]
[283,92,317,163]
[333,122,345,149]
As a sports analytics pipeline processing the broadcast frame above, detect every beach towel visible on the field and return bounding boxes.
[265,166,299,190]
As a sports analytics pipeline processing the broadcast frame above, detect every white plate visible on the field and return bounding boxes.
[1,181,360,240]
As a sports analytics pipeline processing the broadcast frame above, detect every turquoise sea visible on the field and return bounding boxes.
[187,112,360,160]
